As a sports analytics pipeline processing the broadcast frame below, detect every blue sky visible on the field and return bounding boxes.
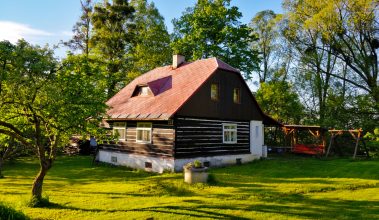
[0,0,282,57]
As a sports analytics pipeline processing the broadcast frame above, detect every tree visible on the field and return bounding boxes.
[0,136,22,178]
[0,40,106,206]
[255,81,304,124]
[63,0,93,56]
[91,0,135,98]
[250,10,281,83]
[127,0,171,80]
[171,0,259,79]
[283,0,379,112]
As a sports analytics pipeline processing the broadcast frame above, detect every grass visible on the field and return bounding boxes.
[0,155,378,219]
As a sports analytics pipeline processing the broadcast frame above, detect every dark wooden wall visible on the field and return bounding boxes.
[175,69,263,121]
[102,121,174,158]
[174,117,250,158]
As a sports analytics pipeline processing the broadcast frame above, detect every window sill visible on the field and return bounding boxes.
[136,141,152,144]
[223,142,237,144]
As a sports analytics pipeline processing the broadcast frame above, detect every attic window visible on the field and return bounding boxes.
[233,88,241,104]
[211,83,219,101]
[132,85,152,97]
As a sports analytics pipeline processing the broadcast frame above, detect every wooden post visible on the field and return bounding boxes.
[353,137,359,159]
[325,134,334,158]
[352,130,361,159]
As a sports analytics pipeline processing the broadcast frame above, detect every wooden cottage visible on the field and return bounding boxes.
[98,55,269,172]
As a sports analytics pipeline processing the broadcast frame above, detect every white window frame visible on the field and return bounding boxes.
[223,123,237,144]
[113,122,126,141]
[136,122,152,144]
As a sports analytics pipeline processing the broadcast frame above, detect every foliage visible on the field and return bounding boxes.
[283,0,379,112]
[0,156,378,219]
[255,81,304,124]
[193,160,202,168]
[365,128,379,158]
[171,0,259,79]
[250,10,282,83]
[127,0,171,81]
[91,0,135,98]
[184,160,204,170]
[365,128,379,141]
[63,0,93,56]
[0,40,107,203]
[0,202,29,220]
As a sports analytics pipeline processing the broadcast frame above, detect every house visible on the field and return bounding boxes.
[98,55,272,172]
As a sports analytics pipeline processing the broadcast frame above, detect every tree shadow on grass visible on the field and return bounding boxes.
[249,193,379,219]
[43,202,251,219]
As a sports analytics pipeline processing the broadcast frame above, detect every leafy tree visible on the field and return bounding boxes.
[91,0,135,98]
[250,10,281,83]
[171,0,259,79]
[0,40,106,206]
[0,136,21,178]
[283,0,379,112]
[127,0,171,80]
[63,0,93,56]
[255,81,304,124]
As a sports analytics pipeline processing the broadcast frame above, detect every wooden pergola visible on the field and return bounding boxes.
[326,129,369,159]
[282,125,327,155]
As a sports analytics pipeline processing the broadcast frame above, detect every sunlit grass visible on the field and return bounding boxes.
[1,155,378,219]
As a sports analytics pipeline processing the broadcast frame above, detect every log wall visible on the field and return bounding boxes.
[101,121,174,158]
[175,117,250,158]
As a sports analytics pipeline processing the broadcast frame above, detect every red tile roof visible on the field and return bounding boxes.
[106,57,241,120]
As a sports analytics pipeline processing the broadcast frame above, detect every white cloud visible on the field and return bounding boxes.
[61,30,73,37]
[0,21,52,43]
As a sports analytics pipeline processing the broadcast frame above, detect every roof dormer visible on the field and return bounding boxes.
[132,85,152,97]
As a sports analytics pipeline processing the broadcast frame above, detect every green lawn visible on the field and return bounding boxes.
[1,155,378,220]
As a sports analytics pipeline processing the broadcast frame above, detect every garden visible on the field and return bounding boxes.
[1,155,378,219]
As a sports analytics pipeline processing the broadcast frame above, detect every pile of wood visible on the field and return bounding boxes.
[63,145,80,156]
[63,136,82,156]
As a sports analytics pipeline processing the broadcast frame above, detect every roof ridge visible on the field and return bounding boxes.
[214,58,240,73]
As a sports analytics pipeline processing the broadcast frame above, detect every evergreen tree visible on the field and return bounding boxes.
[91,0,135,98]
[64,0,93,56]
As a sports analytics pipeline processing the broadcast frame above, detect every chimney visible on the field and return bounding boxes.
[172,55,185,69]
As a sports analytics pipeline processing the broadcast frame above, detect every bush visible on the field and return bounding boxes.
[0,203,29,220]
[366,140,379,158]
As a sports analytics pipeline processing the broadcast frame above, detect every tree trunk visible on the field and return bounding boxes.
[31,160,51,200]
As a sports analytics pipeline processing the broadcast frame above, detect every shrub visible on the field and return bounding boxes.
[0,202,29,220]
[183,160,204,170]
[193,160,202,168]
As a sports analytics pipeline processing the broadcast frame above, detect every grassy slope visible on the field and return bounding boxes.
[0,156,378,220]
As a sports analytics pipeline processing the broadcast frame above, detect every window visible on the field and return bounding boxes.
[139,86,150,96]
[223,123,237,144]
[113,122,126,141]
[211,83,219,101]
[136,122,152,143]
[233,88,241,104]
[132,85,152,97]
